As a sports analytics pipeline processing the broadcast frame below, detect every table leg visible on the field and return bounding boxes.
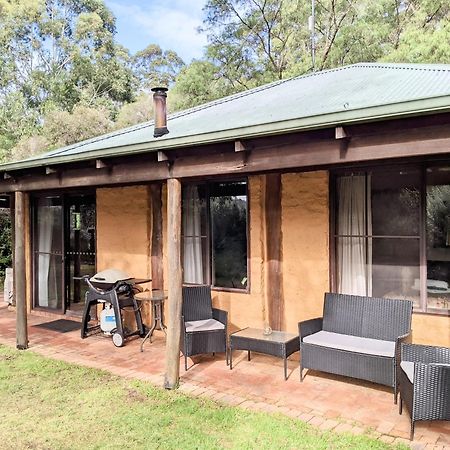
[140,327,154,352]
[156,302,167,333]
[140,303,157,352]
[230,347,233,370]
[248,350,251,361]
[284,356,287,380]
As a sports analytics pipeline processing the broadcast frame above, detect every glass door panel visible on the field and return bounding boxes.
[65,195,96,314]
[426,167,450,312]
[34,196,64,310]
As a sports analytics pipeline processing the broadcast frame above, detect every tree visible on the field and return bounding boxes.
[0,0,137,159]
[8,104,112,161]
[169,60,235,111]
[115,93,153,129]
[134,44,185,89]
[201,0,300,89]
[172,0,449,111]
[0,208,11,286]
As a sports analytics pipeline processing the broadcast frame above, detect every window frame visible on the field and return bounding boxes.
[330,163,450,317]
[181,178,250,293]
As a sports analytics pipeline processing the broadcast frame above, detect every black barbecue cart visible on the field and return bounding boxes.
[78,269,150,347]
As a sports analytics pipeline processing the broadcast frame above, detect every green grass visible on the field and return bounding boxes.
[0,345,406,450]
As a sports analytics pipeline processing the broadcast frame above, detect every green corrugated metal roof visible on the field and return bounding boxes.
[1,62,450,172]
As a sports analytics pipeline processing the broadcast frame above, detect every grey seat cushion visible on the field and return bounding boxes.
[185,318,225,333]
[303,331,395,357]
[400,360,415,383]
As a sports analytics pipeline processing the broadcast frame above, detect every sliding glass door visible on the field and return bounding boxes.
[65,194,96,313]
[34,196,64,311]
[33,193,96,314]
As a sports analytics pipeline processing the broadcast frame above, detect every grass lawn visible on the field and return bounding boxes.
[0,345,406,450]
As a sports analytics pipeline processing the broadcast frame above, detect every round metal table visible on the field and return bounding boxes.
[135,290,168,351]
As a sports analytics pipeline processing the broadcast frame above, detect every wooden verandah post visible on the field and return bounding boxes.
[150,183,164,290]
[15,191,28,349]
[264,174,284,331]
[164,178,182,389]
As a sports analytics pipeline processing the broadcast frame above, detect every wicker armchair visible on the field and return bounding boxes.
[398,343,450,440]
[181,285,228,371]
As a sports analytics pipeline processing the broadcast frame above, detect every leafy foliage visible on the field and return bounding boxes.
[134,44,185,89]
[0,0,184,162]
[173,0,450,109]
[0,209,11,284]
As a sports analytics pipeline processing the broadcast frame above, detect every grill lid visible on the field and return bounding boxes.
[90,269,132,285]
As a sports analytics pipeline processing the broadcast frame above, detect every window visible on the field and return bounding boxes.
[182,180,248,290]
[334,165,450,315]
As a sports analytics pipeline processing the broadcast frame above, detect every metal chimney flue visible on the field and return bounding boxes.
[151,87,169,138]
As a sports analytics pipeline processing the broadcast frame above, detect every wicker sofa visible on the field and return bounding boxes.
[299,293,413,401]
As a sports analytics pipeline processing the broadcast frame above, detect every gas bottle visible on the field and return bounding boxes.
[100,304,116,334]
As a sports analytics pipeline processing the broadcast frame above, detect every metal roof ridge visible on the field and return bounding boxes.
[352,62,450,72]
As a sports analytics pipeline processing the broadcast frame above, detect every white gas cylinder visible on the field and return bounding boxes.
[100,304,116,334]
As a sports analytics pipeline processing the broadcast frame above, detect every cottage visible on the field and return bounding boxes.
[1,63,449,387]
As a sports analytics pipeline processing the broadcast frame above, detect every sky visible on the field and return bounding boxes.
[104,0,208,63]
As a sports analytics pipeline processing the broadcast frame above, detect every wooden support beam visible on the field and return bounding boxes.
[3,172,15,181]
[95,159,109,169]
[158,151,169,162]
[235,139,250,152]
[164,178,182,390]
[335,126,349,139]
[150,183,164,290]
[45,166,58,175]
[14,191,28,350]
[1,122,449,193]
[335,126,351,156]
[264,174,284,331]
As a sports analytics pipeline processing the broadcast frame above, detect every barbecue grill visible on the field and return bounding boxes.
[79,269,150,347]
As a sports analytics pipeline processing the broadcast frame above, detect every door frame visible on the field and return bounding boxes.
[31,190,96,314]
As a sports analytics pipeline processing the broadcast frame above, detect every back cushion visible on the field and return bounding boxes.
[322,293,364,336]
[182,285,213,322]
[362,297,412,341]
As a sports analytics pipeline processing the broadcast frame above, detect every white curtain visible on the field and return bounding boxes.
[37,205,57,307]
[337,175,372,296]
[183,186,204,284]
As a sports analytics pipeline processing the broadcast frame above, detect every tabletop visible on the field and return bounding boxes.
[134,290,168,301]
[231,327,298,343]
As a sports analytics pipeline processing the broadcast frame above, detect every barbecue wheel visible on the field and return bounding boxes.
[112,332,124,347]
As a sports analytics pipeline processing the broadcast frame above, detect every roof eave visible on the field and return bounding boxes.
[1,95,449,173]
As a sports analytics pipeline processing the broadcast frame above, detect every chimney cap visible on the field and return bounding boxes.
[151,87,168,94]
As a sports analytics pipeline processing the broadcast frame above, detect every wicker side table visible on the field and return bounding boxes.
[230,327,300,380]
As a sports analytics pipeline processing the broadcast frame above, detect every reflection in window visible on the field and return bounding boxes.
[335,168,421,306]
[427,168,450,311]
[182,181,248,290]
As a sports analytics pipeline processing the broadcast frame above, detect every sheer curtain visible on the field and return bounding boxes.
[337,175,372,296]
[183,186,204,284]
[37,205,55,307]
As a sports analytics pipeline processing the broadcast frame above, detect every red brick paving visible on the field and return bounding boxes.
[0,304,448,449]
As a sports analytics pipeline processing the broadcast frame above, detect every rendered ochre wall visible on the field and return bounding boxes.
[96,176,449,346]
[214,172,329,334]
[96,186,152,324]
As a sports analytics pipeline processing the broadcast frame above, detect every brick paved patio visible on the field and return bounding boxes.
[0,304,448,449]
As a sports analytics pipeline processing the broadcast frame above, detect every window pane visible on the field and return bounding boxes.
[34,196,63,309]
[371,168,421,237]
[182,185,208,284]
[372,238,420,307]
[426,167,450,312]
[211,182,248,289]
